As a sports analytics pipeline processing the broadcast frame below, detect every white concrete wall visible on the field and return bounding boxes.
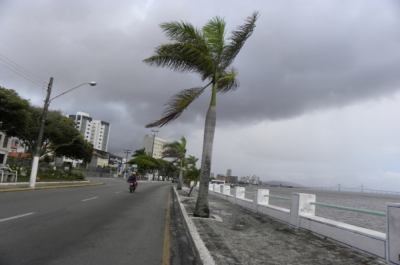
[387,203,400,264]
[258,204,290,223]
[204,187,396,263]
[299,215,386,259]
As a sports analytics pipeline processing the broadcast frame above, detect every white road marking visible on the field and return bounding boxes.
[115,191,123,193]
[0,212,35,223]
[81,197,98,202]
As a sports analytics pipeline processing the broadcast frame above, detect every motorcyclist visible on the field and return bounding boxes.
[127,171,138,189]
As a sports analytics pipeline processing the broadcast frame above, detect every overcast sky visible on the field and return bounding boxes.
[1,0,400,191]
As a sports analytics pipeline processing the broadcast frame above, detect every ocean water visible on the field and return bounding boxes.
[234,186,400,233]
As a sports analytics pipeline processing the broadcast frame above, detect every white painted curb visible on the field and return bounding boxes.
[173,187,215,265]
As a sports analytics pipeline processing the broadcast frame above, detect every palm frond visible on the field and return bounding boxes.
[162,136,187,159]
[203,16,226,61]
[217,66,239,93]
[145,83,211,128]
[143,43,214,78]
[221,11,260,68]
[180,136,187,151]
[160,21,202,44]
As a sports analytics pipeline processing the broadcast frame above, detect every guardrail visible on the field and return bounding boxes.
[310,202,386,217]
[264,194,290,200]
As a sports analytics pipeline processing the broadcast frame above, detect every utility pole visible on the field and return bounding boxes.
[30,77,53,188]
[123,150,131,179]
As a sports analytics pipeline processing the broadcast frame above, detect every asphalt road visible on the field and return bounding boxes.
[0,178,174,265]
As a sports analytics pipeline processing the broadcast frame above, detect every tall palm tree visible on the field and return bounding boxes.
[162,136,187,190]
[143,12,259,217]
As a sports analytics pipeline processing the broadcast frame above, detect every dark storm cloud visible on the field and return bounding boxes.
[1,0,400,159]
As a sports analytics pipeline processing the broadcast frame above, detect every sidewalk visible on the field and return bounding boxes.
[0,181,104,192]
[175,187,385,265]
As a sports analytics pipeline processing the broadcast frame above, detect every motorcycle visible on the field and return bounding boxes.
[129,181,136,193]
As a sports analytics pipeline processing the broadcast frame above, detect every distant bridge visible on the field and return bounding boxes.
[298,184,400,195]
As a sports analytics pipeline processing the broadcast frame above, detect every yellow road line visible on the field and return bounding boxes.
[162,188,171,265]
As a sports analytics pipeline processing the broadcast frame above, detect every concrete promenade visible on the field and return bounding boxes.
[175,187,386,265]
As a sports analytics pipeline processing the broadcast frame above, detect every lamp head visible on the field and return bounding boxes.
[89,82,97,86]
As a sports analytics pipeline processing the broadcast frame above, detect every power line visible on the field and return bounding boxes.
[1,63,45,88]
[0,53,47,88]
[0,53,47,83]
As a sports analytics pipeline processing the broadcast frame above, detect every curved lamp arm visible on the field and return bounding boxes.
[50,81,96,102]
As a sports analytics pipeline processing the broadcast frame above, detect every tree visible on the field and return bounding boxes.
[9,105,92,164]
[128,155,158,176]
[162,136,187,190]
[132,148,147,157]
[0,86,30,135]
[156,158,171,179]
[53,135,94,172]
[143,12,259,217]
[186,155,198,168]
[185,165,200,197]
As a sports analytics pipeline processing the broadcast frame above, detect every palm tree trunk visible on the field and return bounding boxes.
[177,163,183,190]
[193,105,216,218]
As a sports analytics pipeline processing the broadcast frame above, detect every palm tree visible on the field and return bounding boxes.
[162,136,187,190]
[185,165,200,197]
[132,148,147,157]
[143,12,259,217]
[186,155,199,168]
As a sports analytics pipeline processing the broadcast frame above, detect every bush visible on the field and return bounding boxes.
[35,169,86,181]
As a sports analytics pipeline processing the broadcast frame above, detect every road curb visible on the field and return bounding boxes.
[172,187,215,265]
[0,182,105,192]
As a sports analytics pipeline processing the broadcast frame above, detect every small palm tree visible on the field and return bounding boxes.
[186,155,199,168]
[132,148,147,157]
[143,12,259,217]
[162,136,187,190]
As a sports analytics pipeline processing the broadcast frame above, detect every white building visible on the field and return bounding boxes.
[0,132,12,165]
[69,111,110,151]
[142,134,167,159]
[240,175,260,184]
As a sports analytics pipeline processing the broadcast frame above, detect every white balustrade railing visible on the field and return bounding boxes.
[204,184,399,264]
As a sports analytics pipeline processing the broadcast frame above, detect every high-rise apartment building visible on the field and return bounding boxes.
[69,111,110,151]
[227,169,232,176]
[142,134,167,159]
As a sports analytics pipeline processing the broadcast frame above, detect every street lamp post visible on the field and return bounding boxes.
[29,77,97,188]
[150,130,158,181]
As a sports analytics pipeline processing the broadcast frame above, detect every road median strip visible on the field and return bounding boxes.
[0,182,104,192]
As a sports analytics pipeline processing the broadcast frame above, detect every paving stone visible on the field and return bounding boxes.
[177,188,386,265]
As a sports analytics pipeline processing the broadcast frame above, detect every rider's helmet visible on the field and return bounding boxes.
[132,171,136,175]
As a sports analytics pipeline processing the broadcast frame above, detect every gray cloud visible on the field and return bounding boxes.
[1,0,400,190]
